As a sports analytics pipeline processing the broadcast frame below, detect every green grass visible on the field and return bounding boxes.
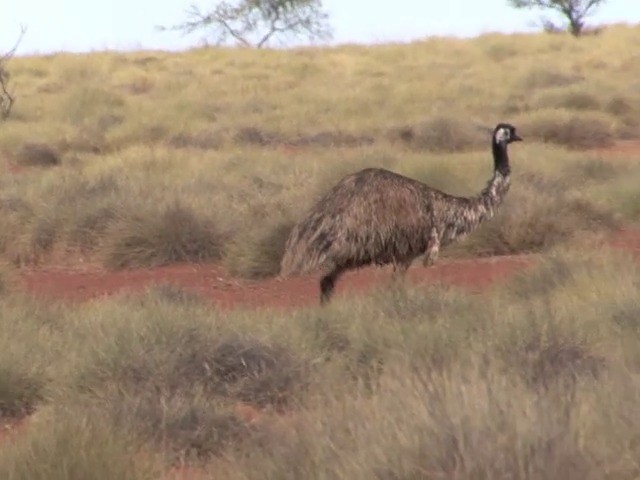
[0,25,639,274]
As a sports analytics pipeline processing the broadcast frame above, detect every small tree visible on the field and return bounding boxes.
[0,26,26,120]
[162,0,332,48]
[508,0,607,36]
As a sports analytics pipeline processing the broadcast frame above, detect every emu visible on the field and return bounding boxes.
[279,123,523,304]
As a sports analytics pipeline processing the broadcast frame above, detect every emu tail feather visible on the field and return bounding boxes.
[279,215,337,278]
[279,229,329,278]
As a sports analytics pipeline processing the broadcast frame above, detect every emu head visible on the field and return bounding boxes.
[493,123,523,146]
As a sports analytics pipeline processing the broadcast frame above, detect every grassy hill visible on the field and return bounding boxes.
[1,25,640,480]
[0,24,639,275]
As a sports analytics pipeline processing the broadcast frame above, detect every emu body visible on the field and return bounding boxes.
[280,123,522,304]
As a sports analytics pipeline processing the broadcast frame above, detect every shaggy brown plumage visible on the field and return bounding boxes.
[280,123,523,304]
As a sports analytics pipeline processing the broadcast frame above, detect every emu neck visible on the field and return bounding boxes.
[437,141,512,247]
[492,140,510,177]
[480,141,511,213]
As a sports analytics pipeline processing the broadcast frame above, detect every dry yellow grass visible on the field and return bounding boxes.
[1,24,639,274]
[0,246,639,478]
[1,26,640,478]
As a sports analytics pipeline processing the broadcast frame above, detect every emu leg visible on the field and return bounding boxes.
[320,267,345,305]
[423,228,440,267]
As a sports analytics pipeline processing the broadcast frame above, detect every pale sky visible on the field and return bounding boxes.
[2,0,639,55]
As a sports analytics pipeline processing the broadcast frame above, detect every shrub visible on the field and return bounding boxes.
[0,366,43,419]
[517,109,615,149]
[532,87,601,111]
[565,157,621,182]
[390,115,486,152]
[15,142,61,167]
[102,202,225,269]
[168,130,224,150]
[447,174,620,257]
[70,307,307,459]
[75,313,307,409]
[67,205,118,251]
[223,219,294,279]
[233,126,280,146]
[517,68,583,90]
[605,95,635,117]
[60,86,125,124]
[289,130,375,148]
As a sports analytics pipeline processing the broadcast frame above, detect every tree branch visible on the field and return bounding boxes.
[0,25,27,120]
[160,0,332,49]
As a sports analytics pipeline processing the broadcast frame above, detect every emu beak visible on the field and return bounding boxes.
[512,133,523,142]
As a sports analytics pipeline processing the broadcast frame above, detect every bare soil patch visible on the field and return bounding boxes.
[16,227,640,310]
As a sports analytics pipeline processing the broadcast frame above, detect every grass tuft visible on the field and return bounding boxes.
[447,174,620,257]
[0,408,159,480]
[223,219,294,279]
[102,202,225,269]
[0,367,43,419]
[103,391,252,461]
[519,333,605,389]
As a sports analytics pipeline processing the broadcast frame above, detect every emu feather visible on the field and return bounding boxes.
[280,123,523,304]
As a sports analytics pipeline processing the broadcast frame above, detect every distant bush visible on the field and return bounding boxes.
[168,129,224,150]
[565,157,621,182]
[15,142,61,167]
[532,87,601,111]
[605,96,635,117]
[517,109,615,149]
[60,86,125,125]
[233,126,281,146]
[390,115,486,152]
[232,126,375,149]
[517,68,583,90]
[604,96,640,138]
[290,130,375,148]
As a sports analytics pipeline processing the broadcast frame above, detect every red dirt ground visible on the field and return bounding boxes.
[19,253,536,309]
[14,227,640,310]
[5,138,640,309]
